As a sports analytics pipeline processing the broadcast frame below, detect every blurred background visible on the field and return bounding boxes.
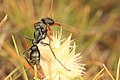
[0,0,120,80]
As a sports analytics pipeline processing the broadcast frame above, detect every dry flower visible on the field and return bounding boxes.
[38,29,85,80]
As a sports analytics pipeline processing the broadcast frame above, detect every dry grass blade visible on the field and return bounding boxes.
[12,35,28,80]
[96,74,104,80]
[2,42,30,68]
[10,76,12,80]
[4,66,20,80]
[14,68,30,80]
[61,24,78,34]
[49,0,53,17]
[103,64,115,80]
[0,15,8,29]
[0,26,9,49]
[116,57,120,80]
[93,68,104,80]
[34,65,38,80]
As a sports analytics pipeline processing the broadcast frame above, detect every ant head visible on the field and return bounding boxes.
[41,17,54,26]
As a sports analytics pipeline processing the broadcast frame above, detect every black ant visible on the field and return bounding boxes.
[23,17,71,71]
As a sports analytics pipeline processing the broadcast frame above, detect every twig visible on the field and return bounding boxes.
[96,74,104,80]
[4,66,20,80]
[34,65,38,80]
[12,35,28,80]
[103,64,115,80]
[93,68,104,80]
[0,15,8,29]
[49,0,53,18]
[116,57,120,80]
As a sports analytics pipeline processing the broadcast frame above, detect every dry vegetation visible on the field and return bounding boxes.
[0,0,120,80]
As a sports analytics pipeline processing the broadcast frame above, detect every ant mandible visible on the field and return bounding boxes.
[23,17,71,71]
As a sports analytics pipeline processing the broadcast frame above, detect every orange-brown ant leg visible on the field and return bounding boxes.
[47,25,71,71]
[47,25,52,41]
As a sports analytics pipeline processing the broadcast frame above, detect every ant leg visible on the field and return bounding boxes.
[38,29,49,46]
[42,29,47,39]
[23,48,34,68]
[24,56,34,69]
[40,41,49,46]
[49,44,71,71]
[47,25,52,40]
[23,47,31,55]
[24,36,34,41]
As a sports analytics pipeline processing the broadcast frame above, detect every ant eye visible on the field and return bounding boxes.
[41,18,45,24]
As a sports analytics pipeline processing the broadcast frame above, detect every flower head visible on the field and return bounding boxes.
[38,29,85,80]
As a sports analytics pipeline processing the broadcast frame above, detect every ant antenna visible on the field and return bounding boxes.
[49,44,71,71]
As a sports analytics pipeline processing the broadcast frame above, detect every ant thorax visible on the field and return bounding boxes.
[34,21,45,30]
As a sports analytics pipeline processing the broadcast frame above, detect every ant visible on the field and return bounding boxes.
[23,17,71,71]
